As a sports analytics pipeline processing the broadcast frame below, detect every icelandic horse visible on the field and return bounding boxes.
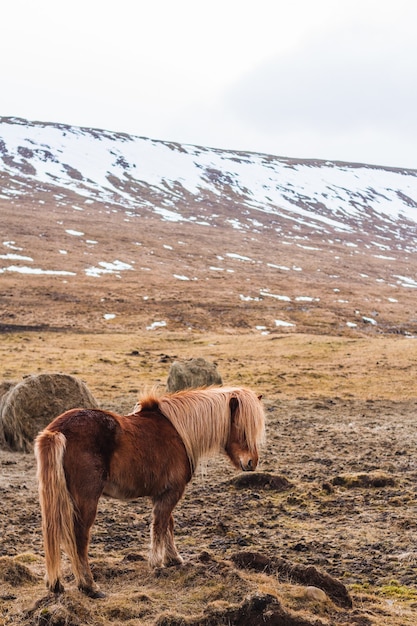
[34,386,265,597]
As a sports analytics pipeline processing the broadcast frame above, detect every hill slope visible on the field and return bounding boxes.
[1,116,417,335]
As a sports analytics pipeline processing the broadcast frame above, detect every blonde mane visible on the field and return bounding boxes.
[140,386,265,472]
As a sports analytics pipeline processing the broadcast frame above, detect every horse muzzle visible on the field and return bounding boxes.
[240,458,256,472]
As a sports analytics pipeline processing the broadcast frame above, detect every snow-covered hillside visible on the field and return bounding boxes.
[1,116,417,335]
[1,117,416,240]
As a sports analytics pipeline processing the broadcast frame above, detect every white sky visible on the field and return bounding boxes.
[1,0,416,169]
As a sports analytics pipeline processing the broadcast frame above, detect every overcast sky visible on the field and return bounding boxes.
[1,0,416,169]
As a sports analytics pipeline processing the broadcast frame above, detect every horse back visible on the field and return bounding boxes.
[44,407,191,500]
[46,408,119,455]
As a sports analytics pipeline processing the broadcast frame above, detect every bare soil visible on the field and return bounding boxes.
[1,196,417,338]
[1,331,417,625]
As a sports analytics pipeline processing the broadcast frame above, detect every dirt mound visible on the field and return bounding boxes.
[157,593,322,626]
[228,472,293,491]
[166,358,223,392]
[0,373,98,452]
[0,556,38,586]
[23,594,96,626]
[231,551,352,609]
[331,470,395,488]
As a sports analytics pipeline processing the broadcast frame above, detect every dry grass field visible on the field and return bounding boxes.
[1,329,417,625]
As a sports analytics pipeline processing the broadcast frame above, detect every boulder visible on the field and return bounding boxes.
[166,358,222,392]
[0,373,98,452]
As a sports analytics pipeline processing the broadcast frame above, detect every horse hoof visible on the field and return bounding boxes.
[164,557,184,567]
[154,566,173,579]
[49,580,64,594]
[79,586,106,599]
[90,590,106,599]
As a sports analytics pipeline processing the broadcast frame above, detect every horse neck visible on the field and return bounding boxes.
[158,390,231,472]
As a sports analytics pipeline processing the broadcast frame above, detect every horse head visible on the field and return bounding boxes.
[225,393,264,472]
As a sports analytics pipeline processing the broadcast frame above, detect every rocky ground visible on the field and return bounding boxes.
[1,391,417,625]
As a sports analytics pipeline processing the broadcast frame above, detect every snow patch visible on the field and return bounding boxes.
[146,320,167,330]
[173,274,191,281]
[275,320,295,327]
[0,253,33,261]
[3,265,76,276]
[260,291,291,301]
[85,260,133,277]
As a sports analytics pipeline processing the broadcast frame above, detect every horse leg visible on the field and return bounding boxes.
[149,491,183,568]
[64,460,106,598]
[164,513,184,566]
[71,496,105,598]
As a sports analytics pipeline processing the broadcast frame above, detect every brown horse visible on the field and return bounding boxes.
[34,386,265,598]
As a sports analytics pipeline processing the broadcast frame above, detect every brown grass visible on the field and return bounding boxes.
[0,331,415,408]
[1,329,417,625]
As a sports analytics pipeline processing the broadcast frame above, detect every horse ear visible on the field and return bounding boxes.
[229,396,239,416]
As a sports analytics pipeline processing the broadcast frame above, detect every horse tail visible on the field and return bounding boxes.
[34,429,78,592]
